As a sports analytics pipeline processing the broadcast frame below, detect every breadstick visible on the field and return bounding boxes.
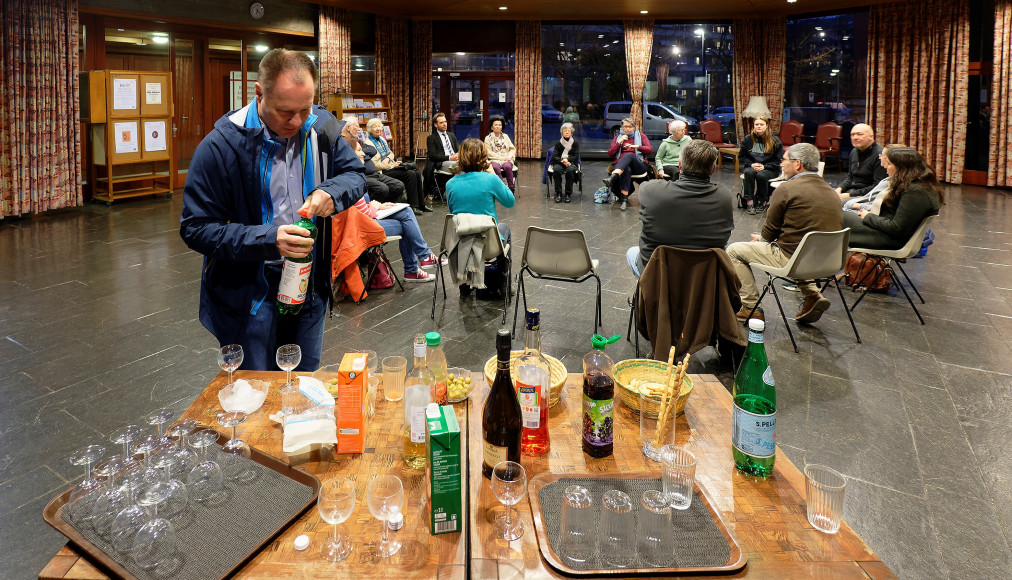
[653,353,691,448]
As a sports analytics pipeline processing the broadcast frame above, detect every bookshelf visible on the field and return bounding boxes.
[326,92,396,143]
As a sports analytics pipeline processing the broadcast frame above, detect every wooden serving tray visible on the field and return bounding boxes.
[42,431,320,580]
[528,471,747,576]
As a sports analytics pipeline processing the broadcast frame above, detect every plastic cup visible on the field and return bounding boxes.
[640,391,676,462]
[660,445,697,510]
[366,375,379,417]
[805,464,846,534]
[559,485,595,563]
[639,490,674,567]
[600,489,635,568]
[382,356,407,402]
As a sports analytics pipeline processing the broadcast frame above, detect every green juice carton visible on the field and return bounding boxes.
[425,403,462,535]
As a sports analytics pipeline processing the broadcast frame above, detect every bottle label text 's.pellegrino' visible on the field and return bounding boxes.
[582,396,614,446]
[732,406,776,458]
[516,381,540,429]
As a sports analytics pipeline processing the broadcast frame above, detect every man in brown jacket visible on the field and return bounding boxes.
[726,143,843,323]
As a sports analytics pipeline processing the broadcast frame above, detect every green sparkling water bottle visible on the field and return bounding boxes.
[732,318,777,477]
[277,209,317,315]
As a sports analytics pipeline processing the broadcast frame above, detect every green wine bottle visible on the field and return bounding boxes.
[277,209,317,315]
[732,319,777,477]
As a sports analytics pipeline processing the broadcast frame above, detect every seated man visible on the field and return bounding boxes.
[423,112,459,196]
[726,143,843,324]
[654,120,692,180]
[342,115,405,204]
[842,143,902,214]
[627,139,734,276]
[837,123,887,200]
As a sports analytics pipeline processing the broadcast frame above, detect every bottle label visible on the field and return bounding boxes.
[748,330,764,343]
[732,405,776,458]
[762,367,775,387]
[582,395,614,446]
[483,440,507,468]
[410,406,426,443]
[278,260,311,305]
[516,380,540,429]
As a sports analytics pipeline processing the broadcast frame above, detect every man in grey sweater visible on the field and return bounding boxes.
[626,139,734,275]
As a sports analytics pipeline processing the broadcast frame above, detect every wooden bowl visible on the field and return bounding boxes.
[614,359,694,417]
[483,351,568,408]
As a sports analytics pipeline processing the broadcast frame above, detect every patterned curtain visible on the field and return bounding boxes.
[318,6,351,101]
[732,19,786,139]
[989,0,1012,186]
[867,0,969,184]
[515,21,542,159]
[0,0,82,217]
[376,17,410,157]
[623,20,654,128]
[412,21,433,154]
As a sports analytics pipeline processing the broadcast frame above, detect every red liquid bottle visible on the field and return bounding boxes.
[516,309,550,456]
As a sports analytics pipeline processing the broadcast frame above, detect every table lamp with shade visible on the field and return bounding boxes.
[742,96,771,135]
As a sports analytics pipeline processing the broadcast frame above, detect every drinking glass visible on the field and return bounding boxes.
[367,475,405,557]
[146,408,175,445]
[152,452,188,521]
[491,461,527,541]
[90,457,133,539]
[660,445,697,510]
[133,435,166,487]
[639,490,674,567]
[109,424,143,469]
[601,490,635,568]
[218,344,244,385]
[805,464,846,534]
[276,344,302,388]
[68,445,106,504]
[111,478,151,554]
[165,420,199,481]
[318,477,356,561]
[132,482,179,571]
[363,350,379,375]
[217,411,251,459]
[186,429,223,503]
[640,391,676,462]
[559,485,595,563]
[381,356,407,402]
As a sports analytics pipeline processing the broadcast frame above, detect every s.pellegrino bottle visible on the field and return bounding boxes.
[582,334,620,458]
[403,334,433,469]
[482,329,522,478]
[732,318,777,477]
[516,308,551,456]
[277,209,317,315]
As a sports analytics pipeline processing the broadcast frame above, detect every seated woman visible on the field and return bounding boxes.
[548,122,580,203]
[606,117,653,210]
[843,143,904,214]
[445,138,516,296]
[738,117,783,214]
[844,147,943,250]
[352,194,443,282]
[483,116,517,192]
[363,117,430,214]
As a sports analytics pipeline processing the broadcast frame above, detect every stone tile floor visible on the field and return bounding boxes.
[1,161,1009,578]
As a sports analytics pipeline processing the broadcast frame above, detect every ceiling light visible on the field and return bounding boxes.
[640,10,648,13]
[695,28,704,35]
[604,53,611,57]
[819,32,825,37]
[672,46,680,55]
[831,68,840,73]
[814,26,823,30]
[787,0,796,3]
[117,28,125,31]
[499,5,507,9]
[456,52,465,55]
[598,34,604,38]
[830,72,837,77]
[560,42,564,46]
[152,36,168,44]
[254,44,268,52]
[152,32,168,37]
[842,35,850,40]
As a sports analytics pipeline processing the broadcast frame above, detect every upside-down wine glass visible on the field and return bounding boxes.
[186,429,223,503]
[367,475,404,557]
[165,420,199,481]
[218,344,244,386]
[109,424,143,469]
[132,482,179,572]
[89,457,133,539]
[68,444,106,503]
[146,408,176,446]
[318,477,356,561]
[491,461,527,541]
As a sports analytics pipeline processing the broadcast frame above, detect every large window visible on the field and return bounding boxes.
[649,24,734,134]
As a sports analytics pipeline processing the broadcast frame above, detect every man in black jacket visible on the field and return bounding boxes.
[423,112,458,196]
[837,124,887,200]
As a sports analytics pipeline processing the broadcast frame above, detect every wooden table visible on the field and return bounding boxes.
[467,373,896,579]
[41,370,469,580]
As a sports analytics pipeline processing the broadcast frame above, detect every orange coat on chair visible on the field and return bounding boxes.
[330,206,387,302]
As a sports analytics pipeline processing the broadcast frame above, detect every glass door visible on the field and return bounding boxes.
[449,78,482,142]
[173,37,204,184]
[445,75,515,142]
[488,79,515,141]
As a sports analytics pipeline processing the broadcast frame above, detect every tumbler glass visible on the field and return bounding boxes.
[600,489,635,568]
[559,485,595,563]
[639,490,674,567]
[805,464,846,534]
[660,445,697,510]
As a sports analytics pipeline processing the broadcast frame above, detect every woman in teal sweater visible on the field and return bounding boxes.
[445,138,516,297]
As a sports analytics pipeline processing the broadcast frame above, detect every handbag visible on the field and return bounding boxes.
[368,260,395,290]
[844,252,891,293]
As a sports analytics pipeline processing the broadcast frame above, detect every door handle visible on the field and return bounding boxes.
[181,115,190,120]
[173,124,178,138]
[196,124,201,135]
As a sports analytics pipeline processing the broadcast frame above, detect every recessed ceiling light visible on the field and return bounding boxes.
[255,44,268,52]
[152,36,168,44]
[814,26,823,30]
[499,5,507,9]
[598,34,605,38]
[640,10,648,13]
[842,35,850,40]
[819,32,825,37]
[787,0,796,3]
[456,52,465,55]
[117,28,125,31]
[831,68,840,73]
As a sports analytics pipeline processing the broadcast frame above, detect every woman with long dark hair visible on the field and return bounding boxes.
[844,147,943,249]
[738,118,783,214]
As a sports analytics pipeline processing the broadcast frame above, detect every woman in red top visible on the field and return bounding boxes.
[606,117,653,210]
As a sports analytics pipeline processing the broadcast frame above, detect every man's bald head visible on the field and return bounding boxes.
[850,124,875,151]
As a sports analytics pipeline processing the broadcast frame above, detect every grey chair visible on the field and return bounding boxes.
[745,228,859,353]
[511,227,601,337]
[848,214,936,324]
[431,213,511,323]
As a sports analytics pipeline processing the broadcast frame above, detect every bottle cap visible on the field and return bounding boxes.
[426,402,440,418]
[414,340,427,357]
[525,308,540,330]
[388,511,404,530]
[591,334,621,351]
[496,328,512,354]
[748,319,765,332]
[293,534,310,551]
[352,356,366,372]
[425,331,441,347]
[298,208,310,219]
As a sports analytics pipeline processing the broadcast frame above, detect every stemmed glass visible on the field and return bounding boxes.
[186,429,224,503]
[134,435,166,486]
[318,477,356,561]
[152,452,189,521]
[367,475,404,557]
[146,408,175,445]
[68,445,106,503]
[165,420,199,481]
[89,457,134,539]
[111,478,151,554]
[491,461,527,541]
[276,344,301,388]
[217,411,256,484]
[110,424,143,469]
[218,344,244,385]
[132,483,179,572]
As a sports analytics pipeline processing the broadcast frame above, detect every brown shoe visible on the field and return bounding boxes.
[736,305,765,322]
[795,292,830,323]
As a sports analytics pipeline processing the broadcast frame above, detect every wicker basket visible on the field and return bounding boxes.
[614,359,694,417]
[483,351,568,408]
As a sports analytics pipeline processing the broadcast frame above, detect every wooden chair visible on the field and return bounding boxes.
[779,120,805,147]
[813,122,844,171]
[700,119,739,173]
[414,131,429,164]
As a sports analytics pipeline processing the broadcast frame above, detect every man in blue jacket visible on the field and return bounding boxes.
[180,49,366,371]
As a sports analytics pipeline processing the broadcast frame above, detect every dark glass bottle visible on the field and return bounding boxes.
[582,334,620,458]
[732,319,777,477]
[482,329,522,478]
[277,209,317,315]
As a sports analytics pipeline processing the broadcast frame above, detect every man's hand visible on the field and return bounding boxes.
[277,224,314,258]
[857,209,869,218]
[562,160,571,167]
[750,233,761,242]
[835,187,843,194]
[449,153,459,161]
[299,189,336,217]
[838,192,851,200]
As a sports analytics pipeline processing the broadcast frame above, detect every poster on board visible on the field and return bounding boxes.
[145,83,162,105]
[113,79,137,110]
[144,121,167,152]
[114,121,139,154]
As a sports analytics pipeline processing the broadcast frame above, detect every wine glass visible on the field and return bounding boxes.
[491,461,527,541]
[218,344,244,385]
[367,475,404,557]
[111,478,152,554]
[276,344,302,388]
[318,477,356,561]
[186,429,223,503]
[133,435,166,487]
[89,457,134,539]
[165,420,199,481]
[146,408,175,445]
[110,424,143,469]
[68,445,106,503]
[217,411,257,484]
[132,482,179,571]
